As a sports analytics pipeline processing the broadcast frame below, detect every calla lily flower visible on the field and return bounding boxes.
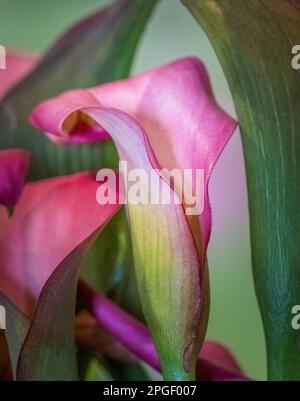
[1,47,241,381]
[0,171,120,318]
[30,57,237,380]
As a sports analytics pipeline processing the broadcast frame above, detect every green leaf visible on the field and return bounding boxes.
[183,0,300,380]
[0,291,30,378]
[17,234,96,380]
[0,0,157,178]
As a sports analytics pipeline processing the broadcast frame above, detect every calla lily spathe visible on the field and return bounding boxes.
[30,57,237,380]
[0,172,121,318]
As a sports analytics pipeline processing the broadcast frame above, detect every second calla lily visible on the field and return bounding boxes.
[30,57,236,380]
[0,172,120,319]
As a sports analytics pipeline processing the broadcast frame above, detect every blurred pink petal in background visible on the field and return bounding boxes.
[0,50,37,98]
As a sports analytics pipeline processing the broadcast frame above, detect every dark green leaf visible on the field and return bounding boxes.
[17,234,96,380]
[183,0,300,380]
[0,291,30,378]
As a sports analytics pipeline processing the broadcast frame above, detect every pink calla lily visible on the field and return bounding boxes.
[30,57,237,380]
[30,56,236,251]
[0,171,120,318]
[0,52,242,380]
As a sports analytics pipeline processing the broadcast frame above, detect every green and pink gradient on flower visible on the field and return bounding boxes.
[0,13,244,380]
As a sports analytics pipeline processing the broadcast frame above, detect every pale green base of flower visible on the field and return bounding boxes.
[162,367,195,381]
[158,350,197,381]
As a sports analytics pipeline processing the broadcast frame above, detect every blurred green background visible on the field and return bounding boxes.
[0,0,266,379]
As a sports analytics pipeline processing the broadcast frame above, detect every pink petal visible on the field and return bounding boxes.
[0,149,30,208]
[198,340,244,379]
[30,56,237,254]
[0,50,37,99]
[0,172,120,318]
[30,89,110,144]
